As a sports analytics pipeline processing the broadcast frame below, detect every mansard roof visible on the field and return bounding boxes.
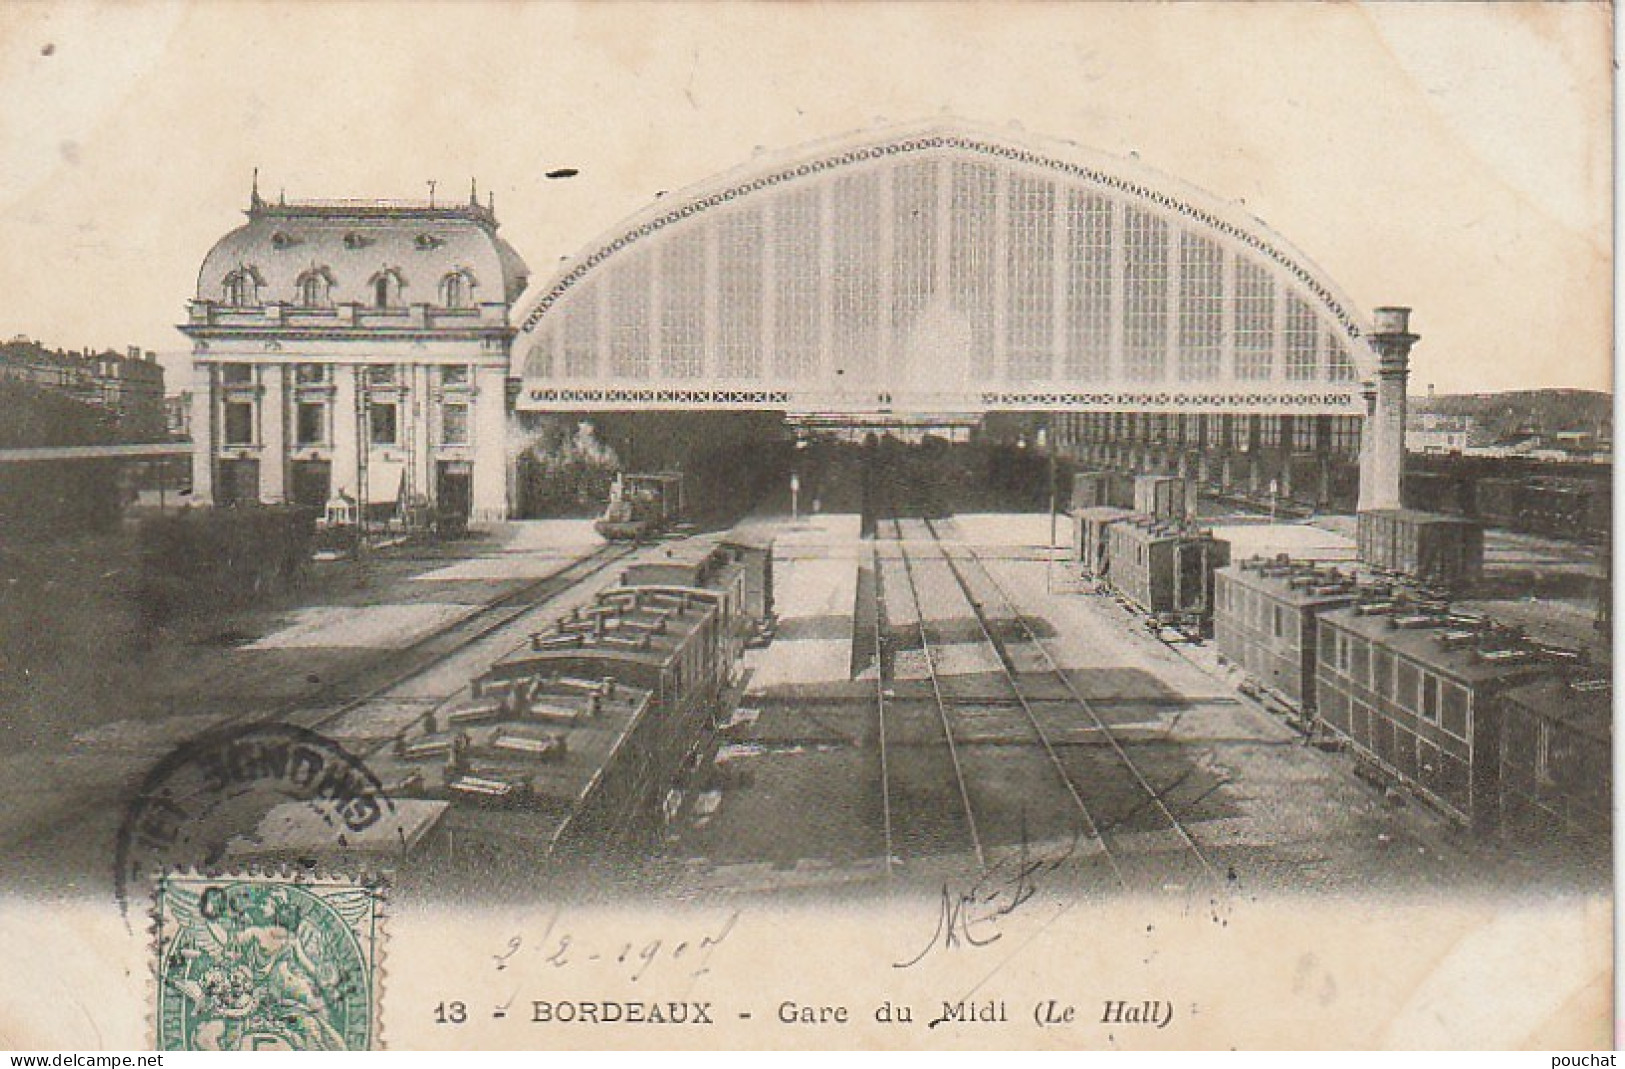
[197,193,530,307]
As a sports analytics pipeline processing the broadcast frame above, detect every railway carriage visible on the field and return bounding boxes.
[1213,557,1357,715]
[372,533,770,857]
[1496,672,1612,838]
[1208,552,1609,846]
[1315,604,1554,832]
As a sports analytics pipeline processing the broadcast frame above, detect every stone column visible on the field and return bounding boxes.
[331,364,360,504]
[1316,415,1334,507]
[258,363,287,504]
[1247,415,1263,494]
[1358,307,1416,511]
[189,361,214,507]
[1356,382,1377,510]
[411,363,433,506]
[1279,415,1295,500]
[470,365,509,522]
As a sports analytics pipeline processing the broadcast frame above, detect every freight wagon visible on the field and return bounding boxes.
[1071,506,1133,582]
[1519,479,1596,541]
[1356,509,1484,593]
[1473,476,1524,531]
[1132,475,1190,522]
[1104,515,1230,624]
[1401,471,1471,517]
[1070,471,1136,511]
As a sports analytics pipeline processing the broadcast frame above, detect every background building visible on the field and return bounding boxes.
[0,337,167,440]
[164,391,191,441]
[1406,412,1475,455]
[180,185,529,519]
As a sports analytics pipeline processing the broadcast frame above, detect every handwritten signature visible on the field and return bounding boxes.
[893,832,1080,969]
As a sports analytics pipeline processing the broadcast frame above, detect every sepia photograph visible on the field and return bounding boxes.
[0,0,1612,1051]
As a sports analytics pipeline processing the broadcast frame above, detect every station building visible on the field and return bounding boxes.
[183,122,1413,520]
[181,184,529,520]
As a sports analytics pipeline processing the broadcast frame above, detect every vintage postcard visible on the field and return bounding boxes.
[0,0,1611,1051]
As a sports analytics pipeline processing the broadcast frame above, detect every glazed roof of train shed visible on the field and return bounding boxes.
[513,120,1381,407]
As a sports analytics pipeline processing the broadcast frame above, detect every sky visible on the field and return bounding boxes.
[0,1,1610,397]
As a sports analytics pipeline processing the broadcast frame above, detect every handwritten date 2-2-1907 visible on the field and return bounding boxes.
[492,910,739,983]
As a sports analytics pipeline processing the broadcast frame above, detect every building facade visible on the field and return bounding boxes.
[180,188,529,520]
[184,124,1414,519]
[508,122,1411,514]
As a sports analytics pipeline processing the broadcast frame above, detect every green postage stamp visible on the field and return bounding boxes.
[153,872,384,1051]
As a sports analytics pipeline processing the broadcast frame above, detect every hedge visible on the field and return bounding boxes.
[133,505,317,625]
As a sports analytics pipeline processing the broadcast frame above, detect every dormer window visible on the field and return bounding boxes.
[295,267,334,308]
[440,270,475,309]
[415,233,445,250]
[271,231,301,249]
[221,267,262,307]
[369,268,404,309]
[344,232,374,250]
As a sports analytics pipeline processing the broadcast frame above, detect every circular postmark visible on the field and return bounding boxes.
[155,874,377,1051]
[116,722,396,917]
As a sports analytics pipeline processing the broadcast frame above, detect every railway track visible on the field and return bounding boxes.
[879,511,1122,885]
[875,518,986,873]
[921,513,1224,895]
[868,539,896,879]
[866,453,1222,894]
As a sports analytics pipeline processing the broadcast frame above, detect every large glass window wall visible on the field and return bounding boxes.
[522,146,1365,392]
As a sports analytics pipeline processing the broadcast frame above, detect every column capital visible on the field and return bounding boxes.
[1369,305,1418,374]
[1376,351,1413,377]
